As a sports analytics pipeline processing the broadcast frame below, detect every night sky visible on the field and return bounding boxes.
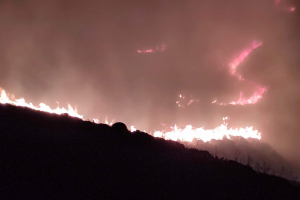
[1,0,300,169]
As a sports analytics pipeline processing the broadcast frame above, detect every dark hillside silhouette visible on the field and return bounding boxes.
[0,104,299,199]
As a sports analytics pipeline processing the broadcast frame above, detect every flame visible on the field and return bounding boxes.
[130,126,137,132]
[187,100,194,105]
[213,86,267,106]
[213,41,267,105]
[1,88,83,119]
[137,44,166,53]
[229,41,262,80]
[0,87,262,143]
[153,123,261,143]
[176,94,199,107]
[229,87,267,105]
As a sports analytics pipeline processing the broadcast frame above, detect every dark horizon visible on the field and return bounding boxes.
[0,103,299,199]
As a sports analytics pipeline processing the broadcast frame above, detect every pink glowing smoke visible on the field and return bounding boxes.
[137,44,166,53]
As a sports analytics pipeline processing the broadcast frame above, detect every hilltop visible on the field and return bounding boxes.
[0,103,299,199]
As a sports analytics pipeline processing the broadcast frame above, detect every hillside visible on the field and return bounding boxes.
[0,103,299,199]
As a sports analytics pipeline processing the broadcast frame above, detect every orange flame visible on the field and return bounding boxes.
[0,88,83,119]
[153,123,261,142]
[0,87,261,142]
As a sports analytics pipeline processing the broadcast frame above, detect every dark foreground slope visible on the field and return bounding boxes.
[0,104,299,200]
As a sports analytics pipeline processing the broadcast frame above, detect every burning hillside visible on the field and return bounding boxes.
[0,102,299,199]
[1,0,300,197]
[0,87,261,142]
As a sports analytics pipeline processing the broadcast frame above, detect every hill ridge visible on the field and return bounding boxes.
[0,103,299,199]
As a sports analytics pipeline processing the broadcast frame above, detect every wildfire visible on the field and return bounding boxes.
[213,41,267,105]
[137,44,166,53]
[0,88,83,119]
[229,87,267,105]
[176,94,199,107]
[229,41,262,80]
[153,123,261,142]
[0,87,262,143]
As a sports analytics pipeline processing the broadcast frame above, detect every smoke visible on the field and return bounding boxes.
[188,137,300,181]
[0,0,300,173]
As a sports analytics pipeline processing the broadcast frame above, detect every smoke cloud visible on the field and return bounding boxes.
[1,0,300,174]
